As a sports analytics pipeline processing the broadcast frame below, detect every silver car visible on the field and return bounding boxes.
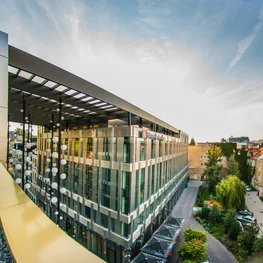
[237,215,257,224]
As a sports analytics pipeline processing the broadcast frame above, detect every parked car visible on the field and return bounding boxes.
[246,185,252,192]
[238,210,253,216]
[237,215,257,224]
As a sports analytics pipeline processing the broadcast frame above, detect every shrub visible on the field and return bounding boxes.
[237,225,258,255]
[200,207,211,220]
[183,229,208,243]
[223,209,237,231]
[228,220,241,241]
[209,205,221,224]
[252,236,263,253]
[179,239,207,262]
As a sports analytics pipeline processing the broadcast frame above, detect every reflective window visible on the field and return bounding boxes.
[74,138,79,157]
[140,168,145,204]
[101,213,108,228]
[123,137,130,163]
[80,140,83,158]
[73,162,79,194]
[85,165,92,200]
[64,138,69,155]
[86,138,93,159]
[121,172,130,214]
[111,218,116,232]
[140,139,145,161]
[151,165,155,195]
[101,168,111,208]
[102,137,110,161]
[121,223,129,238]
[159,140,163,157]
[151,139,155,159]
[147,167,151,199]
[63,163,69,189]
[135,170,139,209]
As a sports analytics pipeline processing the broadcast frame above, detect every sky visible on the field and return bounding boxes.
[1,0,263,142]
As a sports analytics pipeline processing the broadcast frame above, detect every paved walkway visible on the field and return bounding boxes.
[246,191,263,235]
[167,180,238,263]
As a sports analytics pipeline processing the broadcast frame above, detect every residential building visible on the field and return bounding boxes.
[189,143,228,180]
[248,148,263,197]
[188,143,211,180]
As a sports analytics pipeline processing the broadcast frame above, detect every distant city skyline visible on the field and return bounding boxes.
[1,0,263,141]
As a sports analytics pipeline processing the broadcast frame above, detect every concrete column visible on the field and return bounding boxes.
[0,31,8,164]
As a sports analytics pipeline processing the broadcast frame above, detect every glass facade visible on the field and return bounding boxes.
[121,171,130,215]
[101,168,111,208]
[34,126,188,263]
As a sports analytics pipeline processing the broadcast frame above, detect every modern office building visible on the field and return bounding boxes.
[1,30,189,262]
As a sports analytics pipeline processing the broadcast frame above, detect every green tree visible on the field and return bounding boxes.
[228,220,241,241]
[209,205,221,224]
[238,225,258,255]
[190,138,196,146]
[223,209,237,230]
[179,229,208,262]
[227,155,240,177]
[206,145,223,166]
[183,229,208,243]
[179,239,207,263]
[203,164,222,193]
[216,175,246,210]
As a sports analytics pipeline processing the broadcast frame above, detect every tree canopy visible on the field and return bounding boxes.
[179,229,208,263]
[190,138,196,146]
[227,155,240,177]
[203,164,222,193]
[206,145,223,165]
[216,175,246,210]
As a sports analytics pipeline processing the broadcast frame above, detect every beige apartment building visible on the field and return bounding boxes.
[188,143,211,180]
[249,148,263,197]
[189,143,228,180]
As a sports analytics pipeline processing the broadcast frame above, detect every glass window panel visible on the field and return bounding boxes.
[101,214,108,228]
[65,89,77,95]
[101,168,111,208]
[140,168,145,204]
[81,96,93,101]
[55,85,68,92]
[31,75,46,84]
[121,172,130,215]
[106,107,118,111]
[88,99,100,104]
[86,138,93,159]
[85,165,93,200]
[74,93,86,98]
[19,70,33,79]
[8,65,19,74]
[135,170,139,209]
[74,138,79,157]
[44,80,57,88]
[102,137,110,161]
[123,137,131,163]
[73,163,79,194]
[140,139,145,161]
[100,105,113,109]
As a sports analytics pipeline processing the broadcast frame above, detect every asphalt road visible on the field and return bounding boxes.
[167,181,238,263]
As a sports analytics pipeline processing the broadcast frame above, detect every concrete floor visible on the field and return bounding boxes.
[245,191,263,235]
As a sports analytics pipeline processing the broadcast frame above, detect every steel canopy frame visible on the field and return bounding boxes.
[8,45,180,136]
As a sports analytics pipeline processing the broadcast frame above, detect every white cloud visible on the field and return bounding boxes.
[227,5,263,73]
[1,0,263,142]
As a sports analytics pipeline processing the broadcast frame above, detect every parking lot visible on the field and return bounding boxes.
[245,191,263,236]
